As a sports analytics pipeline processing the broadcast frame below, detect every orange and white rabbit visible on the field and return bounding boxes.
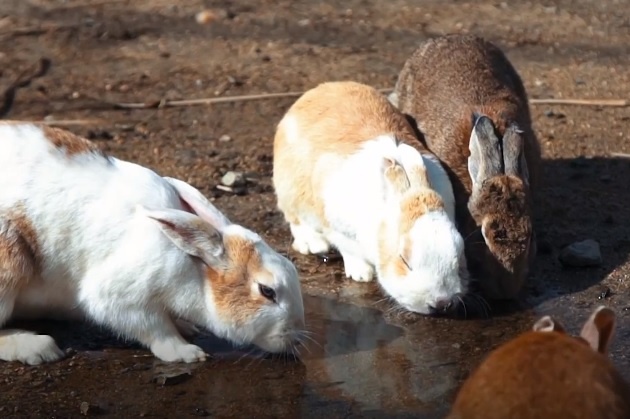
[273,81,468,315]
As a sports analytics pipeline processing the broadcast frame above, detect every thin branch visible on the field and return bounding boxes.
[0,24,79,37]
[52,0,129,9]
[40,119,106,127]
[610,152,630,159]
[99,88,392,109]
[529,98,629,107]
[92,88,629,111]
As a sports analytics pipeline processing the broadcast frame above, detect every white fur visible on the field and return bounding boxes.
[387,91,399,107]
[0,123,304,365]
[379,211,466,312]
[281,127,467,314]
[397,143,456,222]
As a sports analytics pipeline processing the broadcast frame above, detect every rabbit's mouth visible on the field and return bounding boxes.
[465,231,532,301]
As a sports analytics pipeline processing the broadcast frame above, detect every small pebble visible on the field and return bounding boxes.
[154,372,192,386]
[559,239,602,267]
[221,171,246,187]
[219,134,232,142]
[195,10,217,25]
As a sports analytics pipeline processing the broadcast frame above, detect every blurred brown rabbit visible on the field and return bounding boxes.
[446,306,630,419]
[390,34,541,300]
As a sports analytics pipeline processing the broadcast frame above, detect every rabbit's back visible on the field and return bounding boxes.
[394,35,535,193]
[0,123,181,276]
[448,332,630,419]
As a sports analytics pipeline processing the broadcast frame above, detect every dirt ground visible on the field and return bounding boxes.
[1,0,630,418]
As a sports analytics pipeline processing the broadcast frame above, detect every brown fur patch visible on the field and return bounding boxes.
[0,204,40,296]
[448,331,630,419]
[376,188,445,278]
[469,176,531,261]
[398,191,444,234]
[273,81,424,230]
[41,126,102,157]
[205,234,272,326]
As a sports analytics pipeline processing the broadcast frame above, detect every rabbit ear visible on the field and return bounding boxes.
[398,144,433,190]
[533,315,566,333]
[139,206,226,267]
[383,158,411,198]
[163,177,231,231]
[502,124,529,186]
[468,115,503,189]
[579,306,616,354]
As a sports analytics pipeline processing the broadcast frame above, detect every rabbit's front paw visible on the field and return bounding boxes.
[0,331,65,365]
[290,223,330,255]
[342,254,374,282]
[151,339,207,363]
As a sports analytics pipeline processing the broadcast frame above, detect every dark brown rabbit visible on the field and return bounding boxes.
[391,34,541,300]
[446,306,630,419]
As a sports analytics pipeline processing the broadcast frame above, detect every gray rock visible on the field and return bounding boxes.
[221,171,246,187]
[559,239,602,267]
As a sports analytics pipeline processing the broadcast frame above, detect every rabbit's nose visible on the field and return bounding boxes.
[428,298,453,315]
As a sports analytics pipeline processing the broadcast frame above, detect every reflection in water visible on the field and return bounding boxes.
[301,295,470,416]
[2,295,534,418]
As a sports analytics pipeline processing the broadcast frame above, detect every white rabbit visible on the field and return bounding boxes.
[0,122,305,365]
[273,81,469,315]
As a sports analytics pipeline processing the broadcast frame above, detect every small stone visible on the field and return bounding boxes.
[80,402,90,415]
[195,10,217,25]
[221,171,246,187]
[154,372,192,386]
[218,134,232,142]
[559,239,602,267]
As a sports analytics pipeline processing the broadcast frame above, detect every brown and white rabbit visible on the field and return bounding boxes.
[447,306,630,419]
[273,81,469,315]
[0,122,305,365]
[390,34,541,300]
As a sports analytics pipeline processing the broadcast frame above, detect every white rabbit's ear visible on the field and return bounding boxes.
[383,157,410,199]
[163,177,231,231]
[139,206,226,267]
[532,315,566,333]
[398,144,432,190]
[579,306,616,355]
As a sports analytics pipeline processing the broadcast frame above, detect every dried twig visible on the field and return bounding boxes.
[40,119,106,127]
[610,152,630,159]
[529,98,629,107]
[0,24,78,37]
[52,0,129,9]
[0,58,51,118]
[94,88,629,111]
[99,88,394,109]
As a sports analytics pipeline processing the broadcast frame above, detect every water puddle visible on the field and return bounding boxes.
[2,284,626,418]
[1,293,535,418]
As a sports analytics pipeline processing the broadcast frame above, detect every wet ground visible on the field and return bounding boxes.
[1,0,630,417]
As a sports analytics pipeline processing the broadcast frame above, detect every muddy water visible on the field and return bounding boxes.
[1,286,540,418]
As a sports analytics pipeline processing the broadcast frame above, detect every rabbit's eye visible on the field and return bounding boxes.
[258,283,277,303]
